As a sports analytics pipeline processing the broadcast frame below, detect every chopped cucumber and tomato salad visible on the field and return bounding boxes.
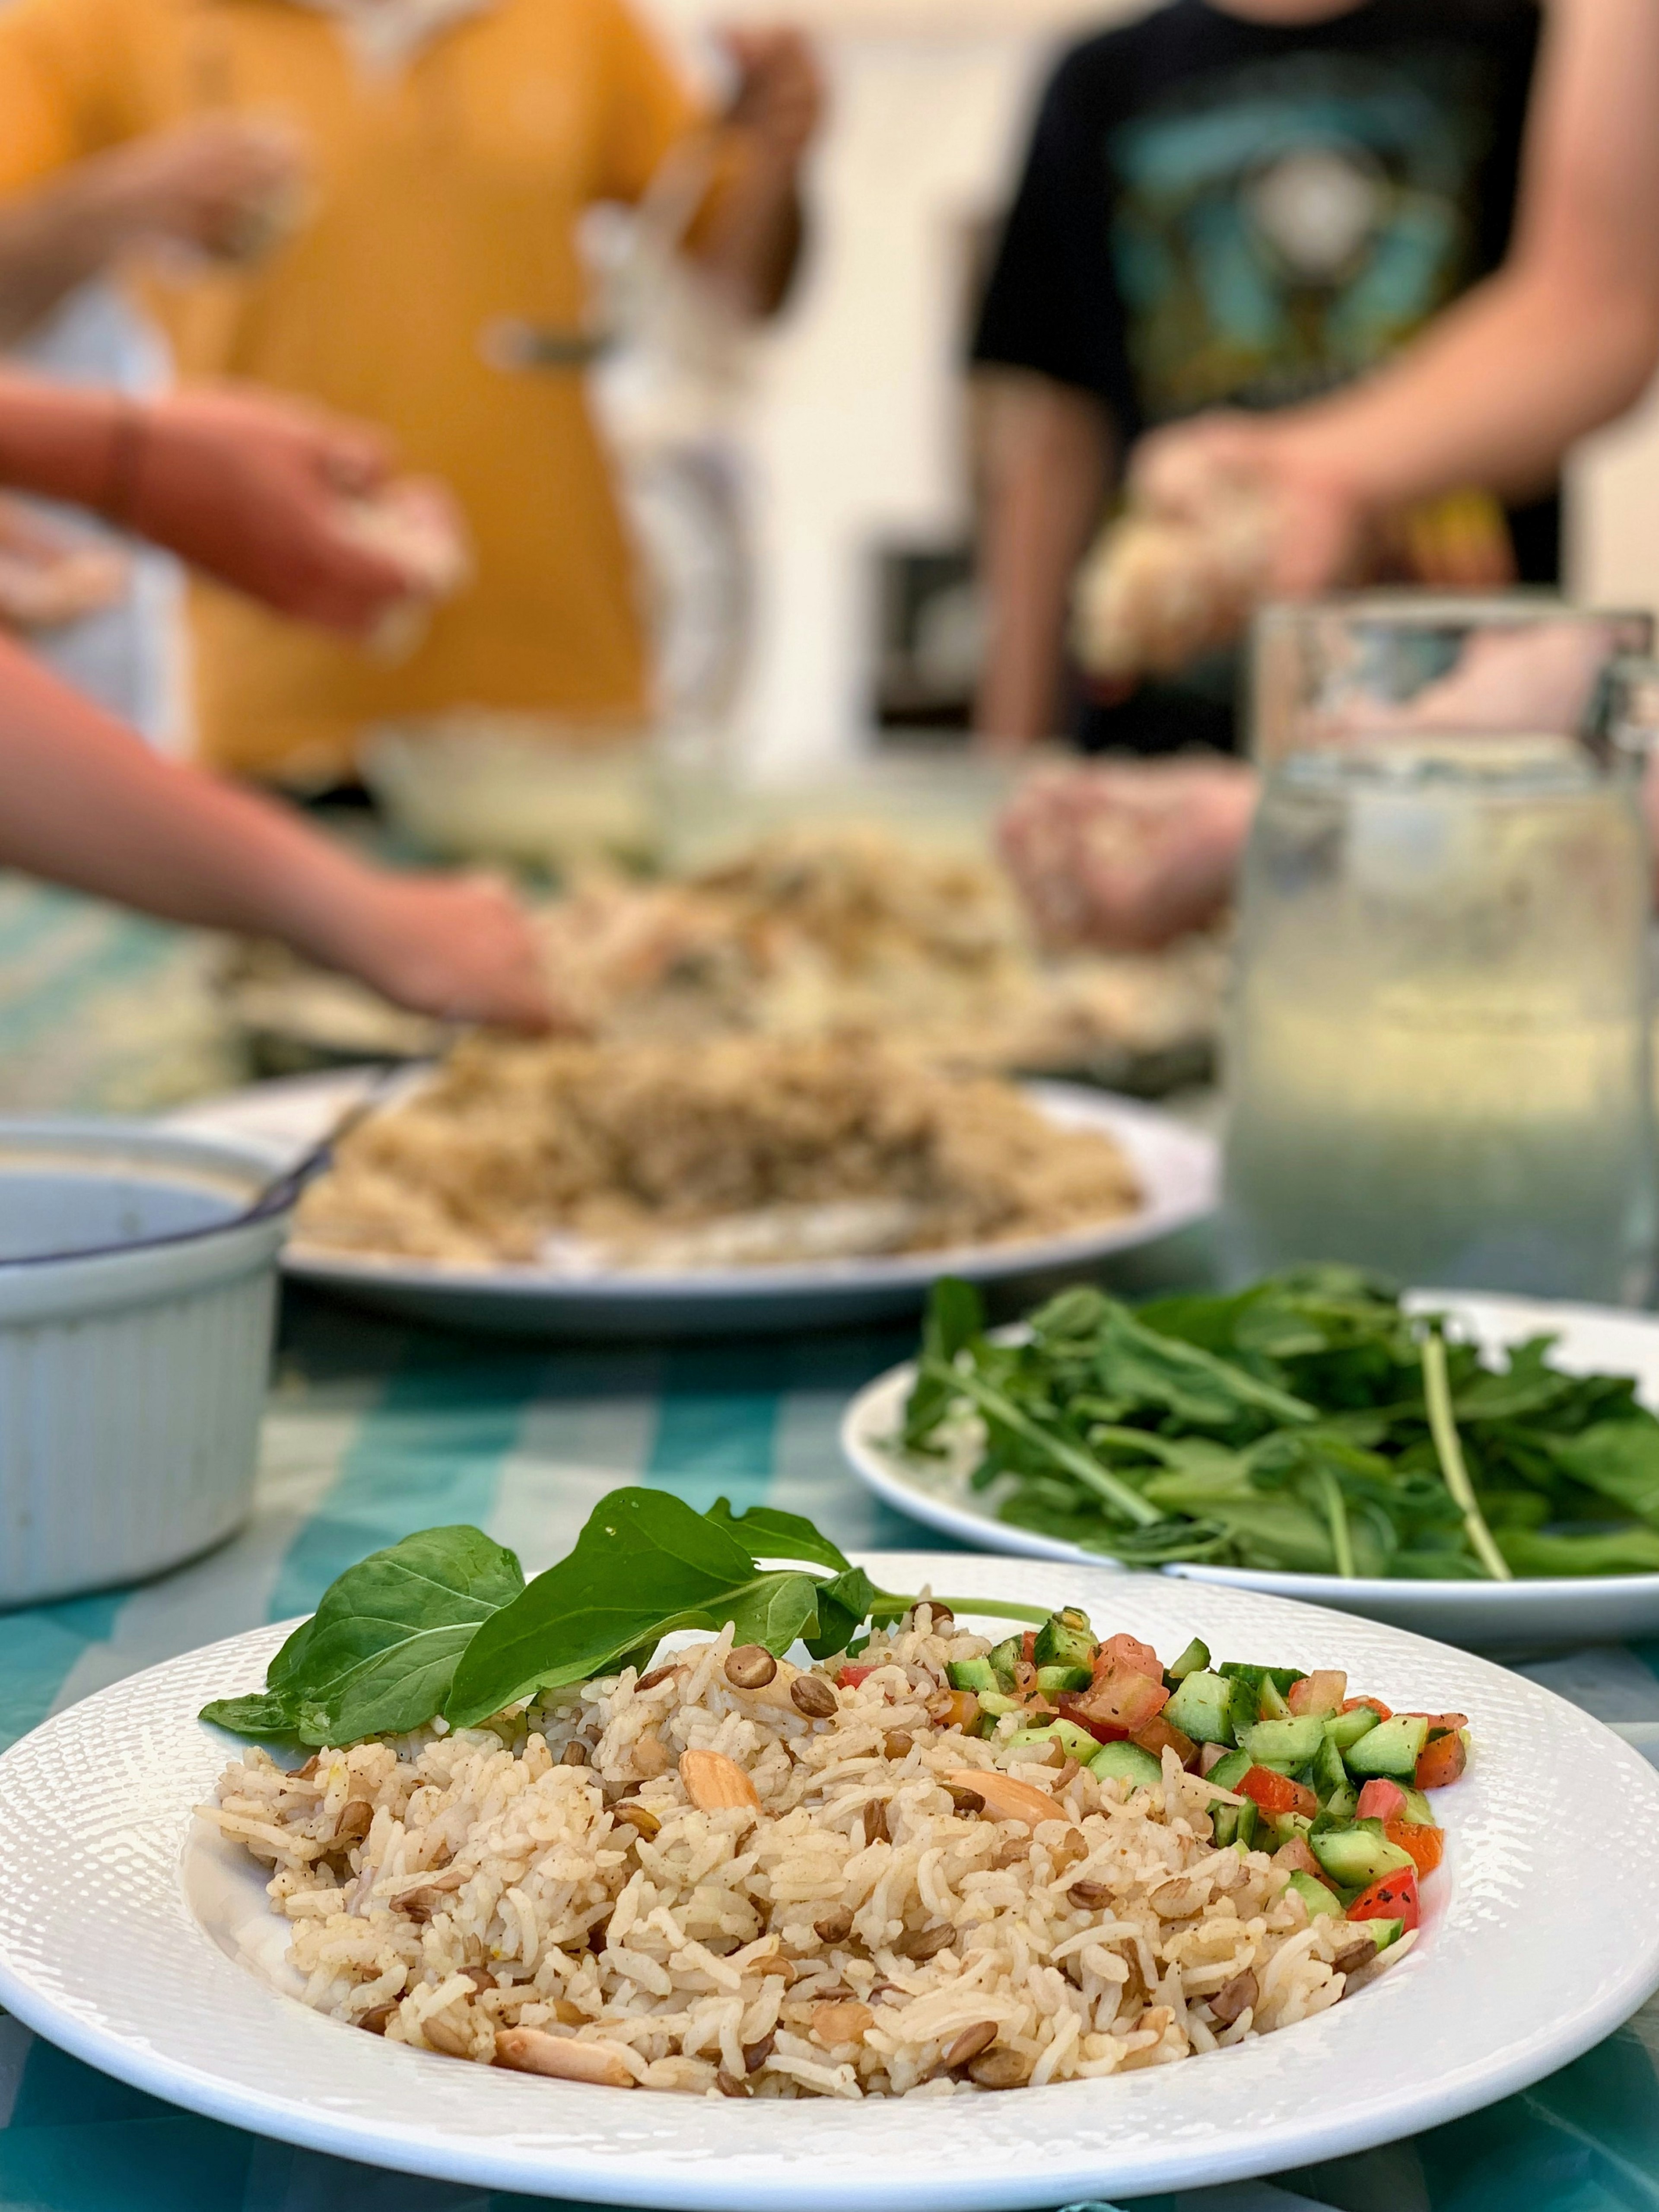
[932,1604,1466,1951]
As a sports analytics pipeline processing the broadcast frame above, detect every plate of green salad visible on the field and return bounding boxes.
[841,1269,1659,1650]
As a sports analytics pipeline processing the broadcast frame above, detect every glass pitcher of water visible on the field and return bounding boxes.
[1224,600,1656,1302]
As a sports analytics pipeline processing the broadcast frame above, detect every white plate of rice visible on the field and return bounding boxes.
[0,1556,1656,2209]
[840,1297,1659,1655]
[163,1069,1217,1338]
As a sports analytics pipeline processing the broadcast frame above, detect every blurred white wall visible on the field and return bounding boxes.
[639,0,1154,768]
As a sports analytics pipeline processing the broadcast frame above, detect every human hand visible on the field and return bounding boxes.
[998,755,1257,952]
[319,872,566,1033]
[0,497,127,630]
[110,385,469,634]
[720,27,825,168]
[91,116,307,264]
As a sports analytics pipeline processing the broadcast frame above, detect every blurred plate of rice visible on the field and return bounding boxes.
[165,1044,1217,1337]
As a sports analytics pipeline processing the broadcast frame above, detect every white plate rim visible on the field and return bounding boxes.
[165,1074,1217,1305]
[840,1293,1659,1614]
[1,1556,1657,2209]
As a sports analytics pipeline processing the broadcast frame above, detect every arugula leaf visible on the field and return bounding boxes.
[706,1497,852,1574]
[804,1567,878,1660]
[1544,1419,1659,1527]
[198,1689,305,1740]
[443,1493,897,1728]
[1083,1303,1319,1432]
[1497,1526,1659,1577]
[200,1525,524,1747]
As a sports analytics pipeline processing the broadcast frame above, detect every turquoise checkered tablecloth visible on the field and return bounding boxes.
[6,882,1659,2211]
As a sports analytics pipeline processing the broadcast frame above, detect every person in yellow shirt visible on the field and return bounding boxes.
[0,0,821,784]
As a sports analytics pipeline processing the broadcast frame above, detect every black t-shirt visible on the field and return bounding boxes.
[972,0,1553,754]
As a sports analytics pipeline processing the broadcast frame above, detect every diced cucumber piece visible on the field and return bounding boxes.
[1309,1822,1416,1888]
[1009,1718,1100,1763]
[1257,1809,1314,1851]
[1089,1740,1163,1791]
[1212,1798,1259,1851]
[1221,1664,1305,1730]
[1311,1732,1350,1801]
[1313,1783,1358,1827]
[947,1657,1000,1694]
[1036,1663,1093,1697]
[1323,1706,1382,1753]
[1239,1716,1325,1767]
[969,1690,1020,1738]
[1396,1784,1437,1827]
[985,1636,1023,1688]
[1344,1715,1429,1782]
[1204,1747,1253,1793]
[1355,1916,1405,1953]
[1287,1870,1343,1920]
[1033,1608,1096,1673]
[1166,1636,1211,1683]
[1163,1669,1236,1745]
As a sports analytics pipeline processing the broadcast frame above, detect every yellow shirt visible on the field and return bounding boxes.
[0,0,707,780]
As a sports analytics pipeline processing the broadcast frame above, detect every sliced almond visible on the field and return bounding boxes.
[810,2000,873,2046]
[494,2027,637,2087]
[333,1799,374,1845]
[422,2012,472,2057]
[943,1768,1060,1829]
[1149,1875,1204,1920]
[680,1747,762,1813]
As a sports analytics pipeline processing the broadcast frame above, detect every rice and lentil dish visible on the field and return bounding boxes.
[204,1603,1451,2100]
[293,1033,1142,1269]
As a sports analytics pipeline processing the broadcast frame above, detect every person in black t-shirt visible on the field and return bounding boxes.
[971,0,1547,756]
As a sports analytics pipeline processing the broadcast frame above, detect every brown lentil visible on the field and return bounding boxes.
[725,1644,779,1690]
[791,1674,838,1720]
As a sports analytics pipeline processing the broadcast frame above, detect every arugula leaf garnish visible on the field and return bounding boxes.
[202,1491,1050,1747]
[200,1525,524,1745]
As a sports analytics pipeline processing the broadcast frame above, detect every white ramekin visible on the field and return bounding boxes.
[0,1124,290,1607]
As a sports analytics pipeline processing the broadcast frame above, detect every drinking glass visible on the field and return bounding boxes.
[1224,724,1656,1301]
[1249,593,1652,767]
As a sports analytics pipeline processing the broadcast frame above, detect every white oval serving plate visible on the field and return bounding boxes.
[842,1295,1659,1653]
[0,1557,1656,2209]
[163,1072,1217,1338]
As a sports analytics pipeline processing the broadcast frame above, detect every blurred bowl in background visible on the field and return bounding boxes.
[655,744,1028,875]
[362,713,658,874]
[0,1124,288,1606]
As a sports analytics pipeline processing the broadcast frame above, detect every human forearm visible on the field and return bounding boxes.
[975,376,1111,749]
[692,147,804,318]
[0,166,137,346]
[1274,263,1659,512]
[0,639,391,949]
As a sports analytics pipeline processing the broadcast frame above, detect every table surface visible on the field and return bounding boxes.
[5,878,1659,2212]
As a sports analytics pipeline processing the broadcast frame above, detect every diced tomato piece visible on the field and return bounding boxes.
[1069,1664,1170,1735]
[1348,1867,1419,1932]
[1238,1765,1319,1818]
[1021,1631,1037,1666]
[1133,1715,1198,1769]
[1097,1633,1163,1684]
[1340,1696,1392,1722]
[1405,1710,1468,1737]
[837,1665,877,1689]
[1055,1693,1124,1744]
[1414,1730,1468,1791]
[1384,1820,1445,1875]
[1287,1670,1347,1718]
[1354,1779,1407,1824]
[1272,1834,1336,1887]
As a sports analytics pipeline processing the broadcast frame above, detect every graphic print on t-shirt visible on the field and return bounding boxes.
[1108,48,1495,423]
